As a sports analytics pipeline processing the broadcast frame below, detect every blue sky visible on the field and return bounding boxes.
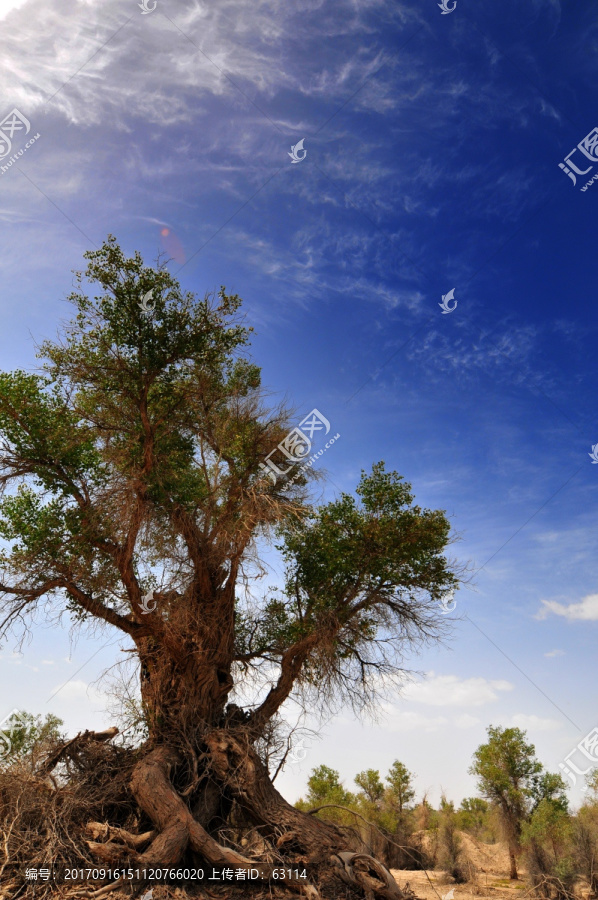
[0,0,597,809]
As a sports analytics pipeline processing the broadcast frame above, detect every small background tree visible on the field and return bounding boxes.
[296,764,356,826]
[455,797,497,842]
[470,725,543,879]
[0,711,64,769]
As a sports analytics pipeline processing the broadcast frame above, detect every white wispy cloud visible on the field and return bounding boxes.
[0,651,24,664]
[406,322,541,385]
[0,0,28,19]
[454,713,481,728]
[382,709,451,732]
[401,672,514,707]
[509,713,562,732]
[538,592,598,621]
[0,0,398,129]
[49,678,102,703]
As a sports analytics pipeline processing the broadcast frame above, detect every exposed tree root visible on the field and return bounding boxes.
[2,730,412,900]
[87,745,321,897]
[85,822,156,850]
[203,731,409,899]
[332,852,404,900]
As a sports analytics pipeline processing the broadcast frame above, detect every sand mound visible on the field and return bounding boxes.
[391,831,528,900]
[457,832,515,877]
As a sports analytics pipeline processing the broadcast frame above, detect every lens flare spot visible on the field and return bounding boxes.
[158,227,185,264]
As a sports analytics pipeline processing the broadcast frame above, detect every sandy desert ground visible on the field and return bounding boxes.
[392,834,527,900]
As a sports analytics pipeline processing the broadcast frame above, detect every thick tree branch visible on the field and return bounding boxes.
[249,633,320,729]
[64,583,147,637]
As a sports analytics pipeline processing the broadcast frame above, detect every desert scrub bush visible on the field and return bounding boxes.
[574,794,598,897]
[437,796,471,883]
[522,798,576,900]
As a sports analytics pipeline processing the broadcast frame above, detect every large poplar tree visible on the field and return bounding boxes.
[0,237,458,899]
